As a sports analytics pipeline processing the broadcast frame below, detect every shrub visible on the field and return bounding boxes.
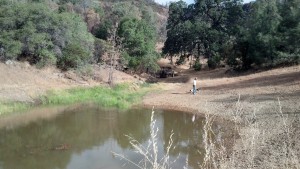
[128,57,140,70]
[113,110,176,169]
[193,58,201,71]
[93,38,108,63]
[36,49,57,68]
[57,43,90,70]
[207,55,221,69]
[94,20,112,40]
[0,2,94,69]
[226,54,241,70]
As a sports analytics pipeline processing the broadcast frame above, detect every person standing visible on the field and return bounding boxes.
[193,78,197,95]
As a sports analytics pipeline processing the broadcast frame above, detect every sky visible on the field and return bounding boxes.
[154,0,255,5]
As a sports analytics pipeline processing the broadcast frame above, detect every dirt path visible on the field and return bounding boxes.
[1,60,299,119]
[143,64,300,168]
[1,60,300,168]
[143,65,300,118]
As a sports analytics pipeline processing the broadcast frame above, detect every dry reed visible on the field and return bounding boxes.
[112,109,176,169]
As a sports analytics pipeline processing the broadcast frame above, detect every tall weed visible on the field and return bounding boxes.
[113,110,177,169]
[199,97,300,169]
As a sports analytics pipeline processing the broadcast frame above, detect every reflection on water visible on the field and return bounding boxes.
[0,105,206,169]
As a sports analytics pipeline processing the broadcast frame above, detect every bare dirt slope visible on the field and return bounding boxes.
[0,61,135,103]
[143,64,300,117]
[143,61,300,168]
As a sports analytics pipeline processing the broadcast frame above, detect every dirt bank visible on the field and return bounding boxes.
[1,60,300,168]
[143,65,300,117]
[143,63,300,168]
[0,61,136,103]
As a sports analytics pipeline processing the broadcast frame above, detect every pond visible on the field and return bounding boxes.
[0,105,210,169]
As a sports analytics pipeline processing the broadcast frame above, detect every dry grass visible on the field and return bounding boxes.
[115,97,299,169]
[200,97,300,169]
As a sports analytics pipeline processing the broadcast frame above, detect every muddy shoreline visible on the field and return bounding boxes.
[1,61,300,168]
[142,66,300,168]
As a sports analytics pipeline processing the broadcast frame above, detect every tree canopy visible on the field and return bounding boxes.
[0,0,163,72]
[0,0,94,70]
[118,18,158,71]
[163,0,300,70]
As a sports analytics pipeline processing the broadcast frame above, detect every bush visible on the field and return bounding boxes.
[272,51,300,66]
[57,43,90,70]
[193,58,201,71]
[0,2,94,69]
[128,57,140,70]
[226,54,241,70]
[36,49,57,68]
[118,17,157,72]
[93,38,108,63]
[93,20,112,40]
[207,55,221,69]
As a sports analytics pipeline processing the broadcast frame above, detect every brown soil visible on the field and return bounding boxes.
[0,61,136,103]
[1,60,299,168]
[143,63,300,118]
[143,59,300,168]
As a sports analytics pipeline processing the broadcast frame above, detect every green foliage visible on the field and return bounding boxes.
[163,1,188,56]
[233,0,300,68]
[0,102,30,116]
[58,43,90,70]
[193,58,201,71]
[112,2,140,21]
[118,17,158,71]
[75,64,93,77]
[36,49,57,68]
[141,53,161,72]
[91,1,161,73]
[0,3,54,62]
[0,1,94,69]
[164,0,300,70]
[164,0,240,66]
[118,18,154,56]
[42,83,152,109]
[94,20,112,40]
[207,55,221,69]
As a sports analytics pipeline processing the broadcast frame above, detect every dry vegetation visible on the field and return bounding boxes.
[0,61,136,103]
[113,110,178,169]
[143,60,300,169]
[0,59,299,168]
[200,98,300,169]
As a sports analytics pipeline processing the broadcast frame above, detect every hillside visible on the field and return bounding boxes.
[0,61,135,103]
[0,0,168,73]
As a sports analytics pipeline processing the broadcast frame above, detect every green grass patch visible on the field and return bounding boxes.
[0,83,156,116]
[41,83,152,109]
[0,102,30,116]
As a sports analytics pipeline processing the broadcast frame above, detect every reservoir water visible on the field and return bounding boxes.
[0,105,207,169]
